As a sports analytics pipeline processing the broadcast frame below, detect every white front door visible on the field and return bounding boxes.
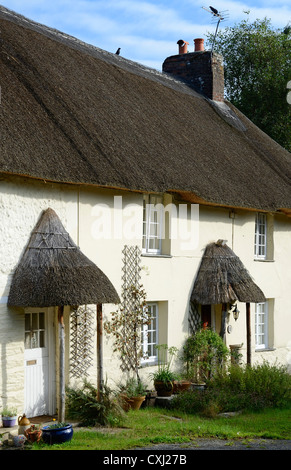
[24,309,55,417]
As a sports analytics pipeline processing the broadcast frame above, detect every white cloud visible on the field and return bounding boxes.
[1,0,290,69]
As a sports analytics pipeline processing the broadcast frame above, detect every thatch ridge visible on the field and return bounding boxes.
[191,240,265,305]
[8,208,120,307]
[0,6,290,213]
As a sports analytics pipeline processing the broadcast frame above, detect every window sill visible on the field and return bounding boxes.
[255,348,276,352]
[140,360,158,368]
[253,259,275,262]
[141,253,172,258]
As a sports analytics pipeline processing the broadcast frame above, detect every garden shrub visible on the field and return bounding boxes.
[182,328,229,382]
[209,361,291,410]
[66,380,125,427]
[171,361,291,415]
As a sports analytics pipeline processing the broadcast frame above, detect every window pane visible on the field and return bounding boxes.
[39,331,45,348]
[24,312,45,350]
[141,303,158,362]
[254,214,267,258]
[39,312,45,330]
[32,313,38,330]
[255,302,268,348]
[142,195,163,254]
[25,332,31,349]
[25,314,30,331]
[31,331,38,349]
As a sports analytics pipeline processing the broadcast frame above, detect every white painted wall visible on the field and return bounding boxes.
[1,175,290,414]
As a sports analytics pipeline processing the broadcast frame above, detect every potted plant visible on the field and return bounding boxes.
[172,375,192,394]
[41,420,73,445]
[118,377,146,411]
[149,344,178,397]
[1,407,18,427]
[24,424,42,443]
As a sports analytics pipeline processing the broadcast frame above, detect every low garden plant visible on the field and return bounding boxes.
[171,361,291,415]
[66,380,125,427]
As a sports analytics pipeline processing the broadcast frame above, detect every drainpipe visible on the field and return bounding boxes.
[58,306,65,422]
[246,303,251,365]
[97,304,103,401]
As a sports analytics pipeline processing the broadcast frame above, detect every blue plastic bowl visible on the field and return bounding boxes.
[41,424,73,445]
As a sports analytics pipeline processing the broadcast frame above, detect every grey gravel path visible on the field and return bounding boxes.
[136,438,291,450]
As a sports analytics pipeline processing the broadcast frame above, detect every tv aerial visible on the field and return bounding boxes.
[202,6,229,53]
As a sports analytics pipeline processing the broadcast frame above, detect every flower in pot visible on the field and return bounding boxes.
[118,377,146,411]
[151,369,177,396]
[24,424,42,443]
[149,344,178,397]
[1,407,18,427]
[41,420,73,445]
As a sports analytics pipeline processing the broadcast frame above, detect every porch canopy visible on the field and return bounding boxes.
[191,240,265,306]
[191,240,265,365]
[8,207,120,308]
[8,207,119,420]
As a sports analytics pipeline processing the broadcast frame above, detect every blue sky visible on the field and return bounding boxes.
[1,1,290,69]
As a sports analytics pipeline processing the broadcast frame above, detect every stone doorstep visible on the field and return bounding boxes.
[154,396,174,408]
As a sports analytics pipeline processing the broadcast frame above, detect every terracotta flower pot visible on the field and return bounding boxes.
[120,394,145,411]
[154,380,173,397]
[173,380,192,394]
[24,426,42,443]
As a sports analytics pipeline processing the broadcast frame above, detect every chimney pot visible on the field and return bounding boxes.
[194,38,204,52]
[162,41,224,102]
[177,39,189,55]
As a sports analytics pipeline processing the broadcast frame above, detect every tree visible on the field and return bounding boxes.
[207,14,291,151]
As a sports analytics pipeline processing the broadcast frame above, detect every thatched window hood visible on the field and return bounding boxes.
[8,208,120,308]
[191,240,265,305]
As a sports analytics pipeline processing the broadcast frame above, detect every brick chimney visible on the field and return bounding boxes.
[162,38,224,102]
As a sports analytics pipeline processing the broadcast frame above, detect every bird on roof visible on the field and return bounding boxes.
[209,6,219,14]
[115,48,121,55]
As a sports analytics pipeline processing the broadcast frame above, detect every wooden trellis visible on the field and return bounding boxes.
[188,301,201,334]
[70,305,94,378]
[120,245,142,372]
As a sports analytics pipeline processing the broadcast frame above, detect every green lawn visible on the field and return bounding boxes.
[32,406,291,450]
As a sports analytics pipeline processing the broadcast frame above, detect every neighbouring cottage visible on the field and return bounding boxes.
[0,6,290,418]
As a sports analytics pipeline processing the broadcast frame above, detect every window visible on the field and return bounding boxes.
[142,194,163,254]
[141,303,158,364]
[254,213,267,259]
[25,312,45,349]
[255,302,268,349]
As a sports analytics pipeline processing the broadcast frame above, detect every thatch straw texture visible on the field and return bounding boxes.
[191,241,265,305]
[0,6,290,213]
[8,208,120,307]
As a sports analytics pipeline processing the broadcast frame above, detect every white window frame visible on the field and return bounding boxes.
[141,303,159,364]
[25,311,46,350]
[255,301,268,349]
[142,194,163,255]
[254,213,267,259]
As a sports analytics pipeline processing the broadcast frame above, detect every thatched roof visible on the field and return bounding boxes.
[8,208,120,307]
[0,6,290,213]
[191,240,265,305]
